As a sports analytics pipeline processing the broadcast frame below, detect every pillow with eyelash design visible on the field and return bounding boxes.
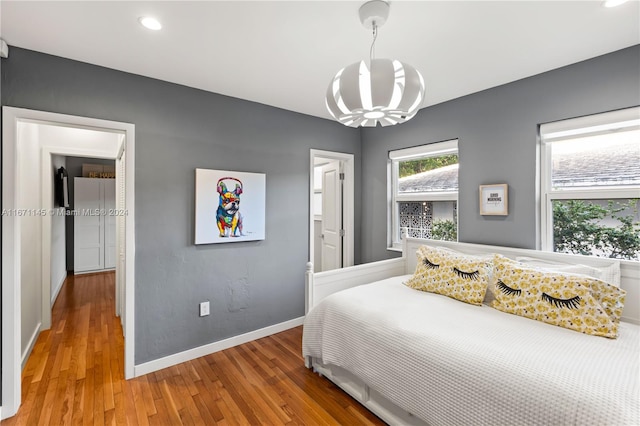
[491,254,626,338]
[404,246,491,305]
[494,255,626,324]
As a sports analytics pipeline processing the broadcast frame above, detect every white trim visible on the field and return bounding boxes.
[390,159,400,249]
[309,149,355,269]
[389,140,458,160]
[395,192,458,202]
[2,108,23,419]
[540,134,553,251]
[134,317,305,377]
[21,322,42,371]
[540,106,640,140]
[51,271,67,306]
[73,268,116,276]
[546,188,640,200]
[389,140,459,249]
[539,108,640,254]
[2,107,137,420]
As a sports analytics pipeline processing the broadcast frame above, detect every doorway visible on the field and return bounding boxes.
[309,149,354,272]
[2,107,136,419]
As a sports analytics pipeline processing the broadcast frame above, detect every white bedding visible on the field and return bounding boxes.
[303,275,640,426]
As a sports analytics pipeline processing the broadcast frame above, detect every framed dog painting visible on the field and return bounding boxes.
[195,169,266,244]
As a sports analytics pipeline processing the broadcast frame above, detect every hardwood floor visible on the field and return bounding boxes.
[2,272,385,425]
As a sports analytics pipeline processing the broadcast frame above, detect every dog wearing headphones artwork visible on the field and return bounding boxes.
[216,177,244,237]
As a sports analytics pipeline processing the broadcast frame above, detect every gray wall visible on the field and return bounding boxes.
[1,47,361,364]
[360,45,640,263]
[64,157,116,271]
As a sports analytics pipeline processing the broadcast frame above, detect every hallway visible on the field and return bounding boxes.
[2,272,383,425]
[3,272,124,424]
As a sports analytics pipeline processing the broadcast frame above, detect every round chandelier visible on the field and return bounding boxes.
[325,0,425,128]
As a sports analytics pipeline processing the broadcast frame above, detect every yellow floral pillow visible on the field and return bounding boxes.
[491,255,626,338]
[493,255,626,324]
[587,278,625,325]
[405,246,491,305]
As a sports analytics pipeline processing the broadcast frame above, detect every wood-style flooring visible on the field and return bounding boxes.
[2,272,385,425]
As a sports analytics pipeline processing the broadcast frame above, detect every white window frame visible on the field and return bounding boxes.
[539,107,640,253]
[388,139,459,251]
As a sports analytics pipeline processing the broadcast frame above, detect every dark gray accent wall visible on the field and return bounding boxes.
[360,45,640,263]
[1,47,361,364]
[64,157,116,272]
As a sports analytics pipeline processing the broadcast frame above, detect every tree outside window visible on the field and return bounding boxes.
[541,107,640,261]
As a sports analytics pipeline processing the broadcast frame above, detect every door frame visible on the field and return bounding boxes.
[309,149,354,270]
[2,107,136,419]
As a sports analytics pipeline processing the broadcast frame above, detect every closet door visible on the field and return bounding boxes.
[104,179,117,269]
[74,178,104,272]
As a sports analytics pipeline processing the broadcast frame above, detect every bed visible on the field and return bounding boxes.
[302,237,640,425]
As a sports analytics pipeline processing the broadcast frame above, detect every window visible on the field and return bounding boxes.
[389,140,458,250]
[540,107,640,260]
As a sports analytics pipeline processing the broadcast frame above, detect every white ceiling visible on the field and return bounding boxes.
[1,1,639,122]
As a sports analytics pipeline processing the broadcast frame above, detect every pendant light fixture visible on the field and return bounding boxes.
[326,0,425,127]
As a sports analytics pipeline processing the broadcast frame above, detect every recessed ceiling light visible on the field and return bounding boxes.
[139,16,162,31]
[603,0,629,7]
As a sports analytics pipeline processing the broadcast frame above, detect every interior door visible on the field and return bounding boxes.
[104,179,116,269]
[320,161,342,271]
[74,177,104,272]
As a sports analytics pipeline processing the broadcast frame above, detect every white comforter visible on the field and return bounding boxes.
[303,276,640,426]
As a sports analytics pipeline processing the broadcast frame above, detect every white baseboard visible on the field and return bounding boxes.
[21,322,41,370]
[51,271,67,306]
[73,268,115,276]
[134,316,305,377]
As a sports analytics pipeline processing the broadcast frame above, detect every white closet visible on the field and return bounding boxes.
[74,177,116,273]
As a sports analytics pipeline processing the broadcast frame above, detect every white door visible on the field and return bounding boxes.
[320,161,342,271]
[74,178,104,272]
[104,179,117,269]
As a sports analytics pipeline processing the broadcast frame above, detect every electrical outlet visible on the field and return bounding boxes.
[199,301,210,317]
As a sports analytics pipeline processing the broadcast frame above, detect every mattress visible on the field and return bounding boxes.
[303,275,640,426]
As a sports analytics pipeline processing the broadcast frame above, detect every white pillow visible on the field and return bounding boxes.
[514,256,620,287]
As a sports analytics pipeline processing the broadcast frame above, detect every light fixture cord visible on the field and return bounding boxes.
[369,22,378,67]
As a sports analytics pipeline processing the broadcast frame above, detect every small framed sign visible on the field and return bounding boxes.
[479,184,508,216]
